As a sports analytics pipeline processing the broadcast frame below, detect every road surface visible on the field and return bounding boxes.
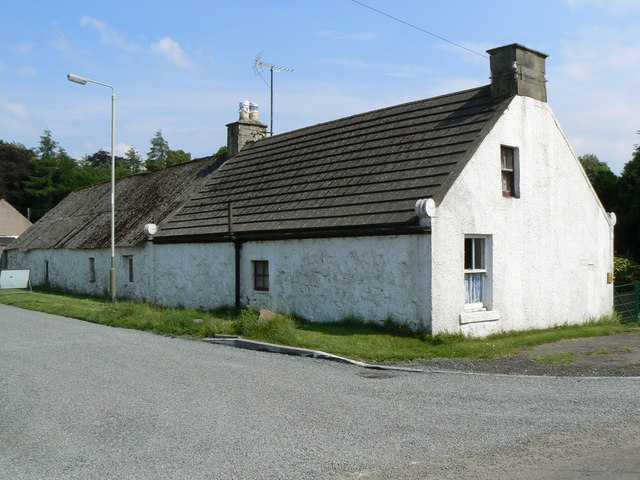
[1,304,639,479]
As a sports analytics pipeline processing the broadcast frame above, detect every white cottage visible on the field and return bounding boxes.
[5,44,615,336]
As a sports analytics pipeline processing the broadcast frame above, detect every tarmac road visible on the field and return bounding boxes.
[1,303,639,479]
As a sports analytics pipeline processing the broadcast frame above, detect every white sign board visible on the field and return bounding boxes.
[0,269,32,290]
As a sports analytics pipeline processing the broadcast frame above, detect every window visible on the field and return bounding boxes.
[464,237,487,310]
[253,260,269,291]
[123,255,134,282]
[89,257,96,283]
[501,146,519,197]
[44,260,49,284]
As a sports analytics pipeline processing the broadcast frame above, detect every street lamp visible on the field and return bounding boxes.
[67,73,117,302]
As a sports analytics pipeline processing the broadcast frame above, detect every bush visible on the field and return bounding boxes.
[614,256,640,284]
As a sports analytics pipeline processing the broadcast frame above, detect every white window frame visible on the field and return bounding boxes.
[464,236,492,312]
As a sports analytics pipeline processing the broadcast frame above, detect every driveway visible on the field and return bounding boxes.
[1,304,639,479]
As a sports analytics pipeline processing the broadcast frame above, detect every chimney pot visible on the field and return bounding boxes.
[226,100,267,157]
[249,102,259,121]
[239,100,250,120]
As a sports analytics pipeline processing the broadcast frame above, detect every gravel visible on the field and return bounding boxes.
[383,330,640,377]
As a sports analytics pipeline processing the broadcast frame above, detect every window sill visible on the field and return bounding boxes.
[459,310,500,325]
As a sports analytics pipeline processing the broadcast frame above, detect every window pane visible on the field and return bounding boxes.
[464,238,473,269]
[253,261,269,291]
[474,238,484,269]
[502,171,514,195]
[501,147,514,169]
[465,272,483,303]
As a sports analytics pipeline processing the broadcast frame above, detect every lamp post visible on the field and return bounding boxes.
[67,74,117,302]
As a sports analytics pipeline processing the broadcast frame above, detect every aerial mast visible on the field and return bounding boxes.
[252,52,294,136]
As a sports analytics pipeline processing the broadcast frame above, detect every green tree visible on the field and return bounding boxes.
[166,149,191,166]
[615,135,640,261]
[145,130,170,171]
[0,140,35,215]
[23,129,81,212]
[123,146,143,173]
[578,154,618,211]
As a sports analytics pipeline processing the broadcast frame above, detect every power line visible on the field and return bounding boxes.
[350,0,488,59]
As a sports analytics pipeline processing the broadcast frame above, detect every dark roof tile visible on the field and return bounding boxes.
[156,85,501,240]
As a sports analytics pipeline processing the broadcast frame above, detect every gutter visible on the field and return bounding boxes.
[152,223,430,245]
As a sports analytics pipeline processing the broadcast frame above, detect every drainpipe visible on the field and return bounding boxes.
[228,202,242,311]
[234,239,242,311]
[415,198,437,332]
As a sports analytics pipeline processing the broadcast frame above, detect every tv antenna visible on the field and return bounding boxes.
[252,52,294,136]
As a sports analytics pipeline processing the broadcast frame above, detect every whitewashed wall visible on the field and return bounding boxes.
[430,95,614,336]
[6,243,235,311]
[240,235,431,330]
[7,236,431,328]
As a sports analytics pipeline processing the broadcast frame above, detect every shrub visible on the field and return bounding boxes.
[614,256,640,284]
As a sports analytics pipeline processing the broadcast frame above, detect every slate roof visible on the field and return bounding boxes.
[9,156,223,250]
[155,85,506,242]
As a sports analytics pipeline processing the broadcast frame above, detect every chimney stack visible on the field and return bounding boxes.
[487,44,548,102]
[226,100,267,157]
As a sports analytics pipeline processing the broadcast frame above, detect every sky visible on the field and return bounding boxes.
[1,0,639,174]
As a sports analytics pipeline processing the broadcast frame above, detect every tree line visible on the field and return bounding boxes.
[0,129,193,220]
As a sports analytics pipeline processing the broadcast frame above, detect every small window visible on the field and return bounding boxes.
[89,257,96,283]
[44,260,49,284]
[464,237,487,309]
[123,255,134,283]
[253,260,269,291]
[501,146,519,197]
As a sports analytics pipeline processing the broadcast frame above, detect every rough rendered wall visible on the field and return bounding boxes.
[6,243,234,310]
[240,235,431,330]
[8,236,431,328]
[431,95,614,336]
[146,243,234,309]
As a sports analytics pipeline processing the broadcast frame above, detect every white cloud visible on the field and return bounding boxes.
[17,66,37,76]
[318,31,378,41]
[2,100,30,120]
[151,37,194,68]
[81,16,139,51]
[115,142,133,156]
[11,42,35,54]
[551,23,640,173]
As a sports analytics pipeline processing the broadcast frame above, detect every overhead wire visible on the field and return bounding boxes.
[350,0,489,59]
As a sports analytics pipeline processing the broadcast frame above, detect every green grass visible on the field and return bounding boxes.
[0,288,237,338]
[0,288,636,362]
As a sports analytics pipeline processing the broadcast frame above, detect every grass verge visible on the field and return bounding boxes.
[0,288,636,362]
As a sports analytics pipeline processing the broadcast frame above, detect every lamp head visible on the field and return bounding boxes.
[67,74,88,85]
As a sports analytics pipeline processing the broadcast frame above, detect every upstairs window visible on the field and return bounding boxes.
[501,146,519,197]
[253,260,269,291]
